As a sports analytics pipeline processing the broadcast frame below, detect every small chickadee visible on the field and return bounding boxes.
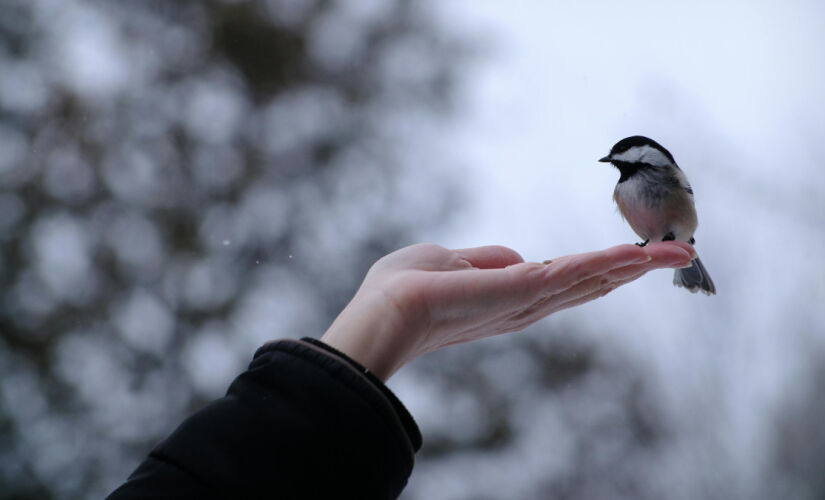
[599,136,716,295]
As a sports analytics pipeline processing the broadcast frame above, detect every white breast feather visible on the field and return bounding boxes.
[615,175,665,241]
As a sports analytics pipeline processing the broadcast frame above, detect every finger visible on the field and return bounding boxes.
[553,274,643,312]
[548,244,694,306]
[509,245,693,322]
[453,245,524,269]
[543,241,695,291]
[552,243,696,312]
[427,261,551,318]
[503,264,642,325]
[551,267,649,310]
[504,271,645,331]
[434,242,692,321]
[440,242,687,310]
[642,240,697,261]
[540,244,652,291]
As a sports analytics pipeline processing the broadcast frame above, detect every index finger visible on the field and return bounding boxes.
[542,242,694,291]
[430,242,694,309]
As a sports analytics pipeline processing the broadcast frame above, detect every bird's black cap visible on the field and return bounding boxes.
[601,135,675,164]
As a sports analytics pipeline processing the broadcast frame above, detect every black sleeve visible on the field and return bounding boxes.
[107,339,422,500]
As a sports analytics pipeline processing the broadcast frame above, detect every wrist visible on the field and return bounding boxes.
[320,288,420,381]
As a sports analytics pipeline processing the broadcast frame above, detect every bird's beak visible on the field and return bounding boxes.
[598,156,612,163]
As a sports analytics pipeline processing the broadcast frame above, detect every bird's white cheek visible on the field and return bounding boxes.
[611,145,672,167]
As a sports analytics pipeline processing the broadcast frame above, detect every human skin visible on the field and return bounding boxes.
[321,241,696,381]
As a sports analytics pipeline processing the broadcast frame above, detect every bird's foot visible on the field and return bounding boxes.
[636,239,650,247]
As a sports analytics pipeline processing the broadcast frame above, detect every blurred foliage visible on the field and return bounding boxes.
[0,0,464,497]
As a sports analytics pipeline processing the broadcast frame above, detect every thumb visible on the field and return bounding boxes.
[453,245,524,269]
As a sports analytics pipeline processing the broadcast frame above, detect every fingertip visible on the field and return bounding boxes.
[647,240,697,259]
[494,245,525,263]
[642,243,693,268]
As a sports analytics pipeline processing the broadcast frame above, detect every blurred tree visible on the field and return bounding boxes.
[5,1,821,499]
[0,0,465,497]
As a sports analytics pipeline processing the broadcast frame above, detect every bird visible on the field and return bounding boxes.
[599,135,716,295]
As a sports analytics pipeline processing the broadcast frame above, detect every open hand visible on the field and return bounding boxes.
[321,241,696,380]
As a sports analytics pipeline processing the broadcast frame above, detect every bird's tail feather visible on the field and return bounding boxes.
[673,256,716,295]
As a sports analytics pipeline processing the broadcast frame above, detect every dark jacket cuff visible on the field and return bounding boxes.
[295,336,422,451]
